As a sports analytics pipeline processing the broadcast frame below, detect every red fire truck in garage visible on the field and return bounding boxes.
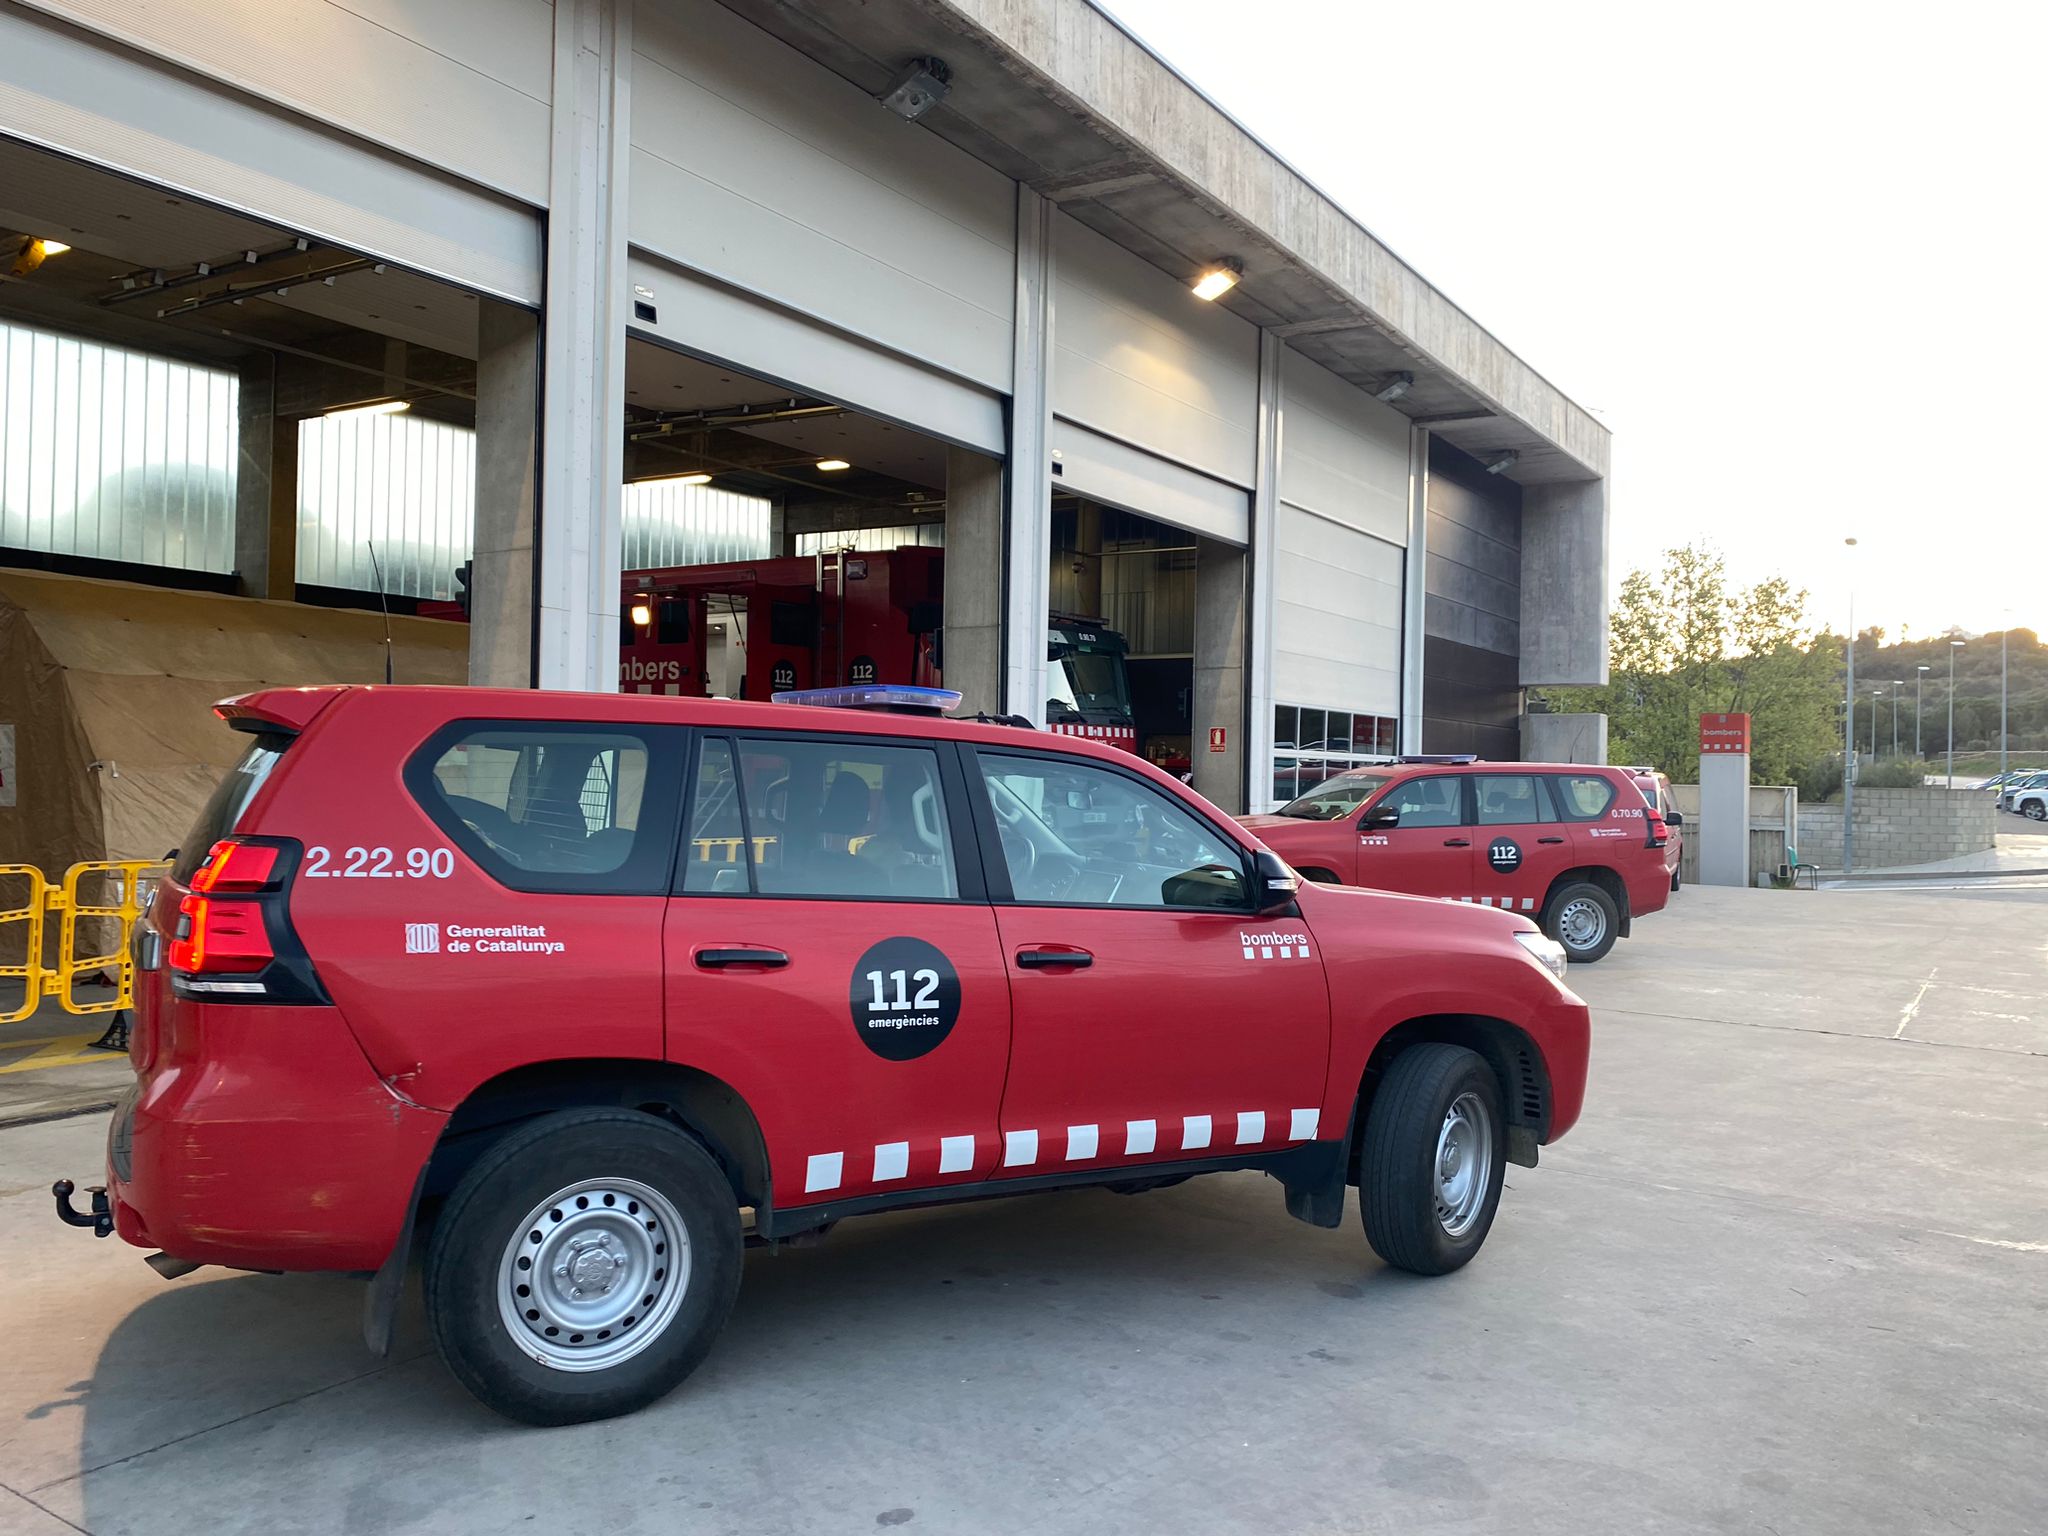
[618,547,1140,754]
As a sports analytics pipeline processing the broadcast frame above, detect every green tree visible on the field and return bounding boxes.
[1541,545,1839,784]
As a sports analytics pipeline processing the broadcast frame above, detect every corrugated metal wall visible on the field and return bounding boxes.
[792,523,942,555]
[623,481,771,568]
[0,319,237,573]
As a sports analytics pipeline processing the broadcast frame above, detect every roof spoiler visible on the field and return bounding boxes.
[212,687,347,737]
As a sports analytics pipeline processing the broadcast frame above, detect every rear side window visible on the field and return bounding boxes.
[410,722,683,893]
[680,735,960,901]
[1549,773,1618,820]
[174,733,290,880]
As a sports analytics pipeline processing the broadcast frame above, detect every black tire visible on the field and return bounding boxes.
[424,1109,743,1426]
[2026,800,2047,823]
[1542,880,1619,963]
[1671,866,1682,893]
[1360,1044,1506,1275]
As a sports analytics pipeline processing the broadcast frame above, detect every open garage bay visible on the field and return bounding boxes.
[2,885,2043,1534]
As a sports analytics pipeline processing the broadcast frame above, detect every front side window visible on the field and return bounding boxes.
[684,736,958,901]
[976,752,1248,909]
[413,723,679,892]
[1377,775,1464,830]
[1473,774,1547,826]
[1550,773,1618,821]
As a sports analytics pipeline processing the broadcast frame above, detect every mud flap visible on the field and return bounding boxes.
[1280,1103,1360,1229]
[361,1164,429,1357]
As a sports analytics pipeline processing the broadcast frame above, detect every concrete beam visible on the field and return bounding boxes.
[943,444,1004,717]
[1520,478,1609,687]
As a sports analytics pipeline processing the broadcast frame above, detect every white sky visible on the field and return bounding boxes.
[1105,0,2047,642]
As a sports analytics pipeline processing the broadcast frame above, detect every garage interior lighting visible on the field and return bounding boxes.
[1374,372,1414,402]
[1191,260,1242,301]
[629,599,653,627]
[815,458,852,472]
[1484,451,1518,475]
[323,399,410,421]
[642,472,714,486]
[35,239,71,257]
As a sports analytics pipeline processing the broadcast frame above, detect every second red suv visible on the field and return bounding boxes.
[1241,758,1672,963]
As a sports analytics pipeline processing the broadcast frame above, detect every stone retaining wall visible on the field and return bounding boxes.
[1795,788,1995,870]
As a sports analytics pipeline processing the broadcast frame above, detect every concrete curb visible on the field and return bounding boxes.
[1820,867,2048,883]
[0,1098,117,1130]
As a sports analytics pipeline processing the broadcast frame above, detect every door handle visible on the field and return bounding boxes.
[695,947,790,969]
[1538,836,1566,845]
[1442,838,1471,847]
[1016,947,1093,969]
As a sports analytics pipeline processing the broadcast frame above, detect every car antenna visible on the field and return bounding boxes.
[366,540,395,684]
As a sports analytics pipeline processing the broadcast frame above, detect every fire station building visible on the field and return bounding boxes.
[0,0,1609,850]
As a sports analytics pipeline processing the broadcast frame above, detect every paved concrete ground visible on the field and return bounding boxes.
[0,989,131,1128]
[2,887,2044,1535]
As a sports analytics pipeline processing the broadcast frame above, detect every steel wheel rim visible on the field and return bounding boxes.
[1434,1092,1493,1238]
[497,1177,691,1373]
[1559,896,1606,952]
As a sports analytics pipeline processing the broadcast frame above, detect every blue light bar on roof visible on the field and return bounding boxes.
[772,684,964,715]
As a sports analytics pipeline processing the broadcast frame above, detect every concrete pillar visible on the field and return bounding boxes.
[233,355,294,599]
[1189,537,1247,813]
[943,445,1005,717]
[1245,331,1282,810]
[536,0,631,691]
[471,298,541,687]
[1400,424,1429,753]
[1521,477,1609,687]
[1003,184,1054,720]
[1520,712,1608,764]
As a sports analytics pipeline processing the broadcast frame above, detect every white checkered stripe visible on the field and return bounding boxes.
[799,1108,1325,1194]
[1451,895,1537,911]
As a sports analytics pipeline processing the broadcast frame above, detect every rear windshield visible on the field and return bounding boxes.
[173,733,290,880]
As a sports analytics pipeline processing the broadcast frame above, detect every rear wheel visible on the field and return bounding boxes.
[2026,799,2047,822]
[1543,881,1619,963]
[1360,1044,1506,1275]
[424,1109,742,1426]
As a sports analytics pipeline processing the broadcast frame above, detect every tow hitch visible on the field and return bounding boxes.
[52,1179,114,1238]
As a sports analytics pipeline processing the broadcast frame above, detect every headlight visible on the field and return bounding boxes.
[1514,930,1569,982]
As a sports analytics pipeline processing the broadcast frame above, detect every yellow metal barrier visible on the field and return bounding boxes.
[0,865,48,1026]
[0,860,166,1023]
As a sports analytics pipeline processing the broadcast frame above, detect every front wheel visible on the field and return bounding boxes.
[1543,881,1619,963]
[424,1109,743,1426]
[2026,800,2047,822]
[1360,1044,1507,1275]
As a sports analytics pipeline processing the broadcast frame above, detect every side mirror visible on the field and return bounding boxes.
[1664,809,1685,827]
[1362,805,1400,831]
[1253,848,1301,914]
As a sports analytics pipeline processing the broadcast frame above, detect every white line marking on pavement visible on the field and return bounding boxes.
[1943,1232,2048,1253]
[1894,967,1939,1038]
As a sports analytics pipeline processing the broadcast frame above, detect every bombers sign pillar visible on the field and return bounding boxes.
[1698,713,1751,887]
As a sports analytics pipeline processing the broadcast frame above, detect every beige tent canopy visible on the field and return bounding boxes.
[0,568,466,874]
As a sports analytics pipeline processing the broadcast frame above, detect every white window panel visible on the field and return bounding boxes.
[623,482,771,570]
[296,413,475,599]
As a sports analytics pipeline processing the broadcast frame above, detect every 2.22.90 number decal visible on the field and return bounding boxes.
[303,845,456,879]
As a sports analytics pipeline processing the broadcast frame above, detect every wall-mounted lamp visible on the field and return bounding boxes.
[629,598,653,627]
[1374,372,1414,403]
[1191,259,1242,301]
[878,56,951,121]
[1484,451,1518,476]
[323,399,411,421]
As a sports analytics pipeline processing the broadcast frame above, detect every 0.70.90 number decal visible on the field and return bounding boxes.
[303,845,456,879]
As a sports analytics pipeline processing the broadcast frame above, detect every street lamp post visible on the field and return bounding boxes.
[1842,539,1857,875]
[1890,680,1901,758]
[1947,639,1965,788]
[2000,627,2009,780]
[1872,690,1883,759]
[1916,665,1930,757]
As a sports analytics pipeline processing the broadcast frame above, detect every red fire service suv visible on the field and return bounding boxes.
[1241,757,1673,963]
[55,686,1591,1426]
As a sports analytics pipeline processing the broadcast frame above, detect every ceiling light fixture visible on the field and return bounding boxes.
[1191,259,1242,301]
[636,472,713,487]
[815,459,852,472]
[1484,451,1518,476]
[36,239,71,257]
[322,399,411,421]
[1374,372,1414,403]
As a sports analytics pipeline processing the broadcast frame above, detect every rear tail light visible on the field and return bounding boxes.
[167,837,326,1003]
[1645,810,1669,850]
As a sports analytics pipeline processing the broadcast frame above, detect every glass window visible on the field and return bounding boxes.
[1276,772,1391,822]
[682,738,751,893]
[413,724,679,892]
[714,738,957,901]
[977,752,1248,909]
[1473,774,1545,826]
[174,734,289,880]
[1380,775,1464,829]
[1298,709,1327,752]
[1273,705,1297,750]
[1550,773,1618,820]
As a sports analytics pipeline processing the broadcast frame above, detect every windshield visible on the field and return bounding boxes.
[1278,772,1391,820]
[1046,648,1133,723]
